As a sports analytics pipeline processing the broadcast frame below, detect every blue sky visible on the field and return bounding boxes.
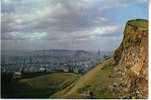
[1,0,148,51]
[105,3,148,24]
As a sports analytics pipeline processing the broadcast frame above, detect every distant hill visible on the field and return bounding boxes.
[51,19,148,99]
[2,49,112,58]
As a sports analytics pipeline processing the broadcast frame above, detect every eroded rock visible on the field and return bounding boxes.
[112,19,148,98]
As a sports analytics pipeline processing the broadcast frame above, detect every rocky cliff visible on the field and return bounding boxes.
[113,19,148,98]
[50,19,148,99]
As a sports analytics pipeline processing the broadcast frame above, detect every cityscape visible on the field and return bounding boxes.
[1,49,112,75]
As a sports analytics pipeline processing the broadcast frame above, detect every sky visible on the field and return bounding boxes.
[1,0,148,52]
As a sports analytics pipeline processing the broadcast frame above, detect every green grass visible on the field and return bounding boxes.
[128,19,148,28]
[123,19,148,49]
[3,72,80,98]
[52,59,116,99]
[19,73,79,89]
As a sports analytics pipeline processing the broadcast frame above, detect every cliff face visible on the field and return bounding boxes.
[113,19,148,98]
[50,19,148,99]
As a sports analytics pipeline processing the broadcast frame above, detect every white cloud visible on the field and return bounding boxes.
[93,25,119,35]
[1,0,147,51]
[9,32,47,40]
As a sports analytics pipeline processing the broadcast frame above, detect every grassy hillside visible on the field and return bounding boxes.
[51,58,117,98]
[2,72,80,98]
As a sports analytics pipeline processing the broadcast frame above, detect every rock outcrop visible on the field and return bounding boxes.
[112,19,148,98]
[50,19,148,99]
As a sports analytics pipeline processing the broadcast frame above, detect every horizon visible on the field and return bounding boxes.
[1,48,113,53]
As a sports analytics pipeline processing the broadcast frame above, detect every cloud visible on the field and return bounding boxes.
[1,0,147,51]
[93,25,119,35]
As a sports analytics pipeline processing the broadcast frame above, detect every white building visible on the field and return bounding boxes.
[39,67,46,72]
[13,72,22,79]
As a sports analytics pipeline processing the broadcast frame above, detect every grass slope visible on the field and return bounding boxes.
[52,58,117,99]
[9,72,80,98]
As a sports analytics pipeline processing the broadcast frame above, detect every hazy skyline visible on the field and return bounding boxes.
[1,0,148,51]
